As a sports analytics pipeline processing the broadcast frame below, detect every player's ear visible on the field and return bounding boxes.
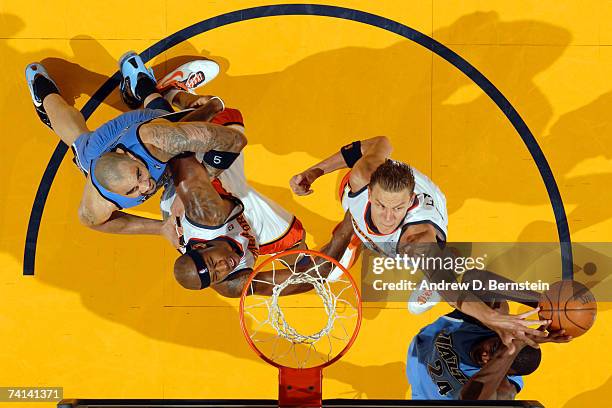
[115,148,139,162]
[124,150,137,160]
[408,191,416,204]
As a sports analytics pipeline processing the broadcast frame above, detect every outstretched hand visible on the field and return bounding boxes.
[529,324,573,344]
[483,307,551,354]
[289,168,324,196]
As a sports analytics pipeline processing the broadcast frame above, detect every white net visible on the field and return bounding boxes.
[242,251,360,369]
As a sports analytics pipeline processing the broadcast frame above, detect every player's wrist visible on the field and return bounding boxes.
[516,340,529,351]
[307,167,325,178]
[467,301,497,323]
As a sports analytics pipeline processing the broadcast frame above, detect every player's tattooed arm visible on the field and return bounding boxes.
[141,120,246,156]
[169,154,227,226]
[140,120,246,167]
[290,136,392,195]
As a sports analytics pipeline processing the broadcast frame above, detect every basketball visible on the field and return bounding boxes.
[538,280,597,337]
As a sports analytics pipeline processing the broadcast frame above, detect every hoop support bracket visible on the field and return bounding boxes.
[278,366,322,407]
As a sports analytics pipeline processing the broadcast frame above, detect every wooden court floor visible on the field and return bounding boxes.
[1,1,611,407]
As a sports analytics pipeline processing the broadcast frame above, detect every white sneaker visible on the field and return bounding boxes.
[157,59,220,103]
[407,287,441,314]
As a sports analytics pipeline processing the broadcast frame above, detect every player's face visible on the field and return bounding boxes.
[470,336,502,366]
[198,241,242,281]
[368,185,415,234]
[116,158,156,197]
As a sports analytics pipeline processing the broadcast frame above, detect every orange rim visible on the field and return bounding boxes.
[239,248,362,369]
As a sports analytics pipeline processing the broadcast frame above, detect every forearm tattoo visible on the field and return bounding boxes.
[183,183,225,226]
[147,122,244,157]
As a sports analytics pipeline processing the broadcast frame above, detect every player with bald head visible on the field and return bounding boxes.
[93,152,156,196]
[26,53,241,247]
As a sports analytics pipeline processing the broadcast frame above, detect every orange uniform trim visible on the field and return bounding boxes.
[338,170,352,201]
[211,178,230,195]
[211,107,244,127]
[259,217,305,255]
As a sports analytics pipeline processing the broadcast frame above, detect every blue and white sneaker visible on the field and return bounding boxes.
[118,51,156,109]
[25,62,59,129]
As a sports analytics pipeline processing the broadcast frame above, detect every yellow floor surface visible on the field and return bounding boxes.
[1,1,611,407]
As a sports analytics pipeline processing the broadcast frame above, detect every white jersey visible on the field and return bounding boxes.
[215,153,295,246]
[160,153,300,270]
[341,166,448,257]
[181,196,259,273]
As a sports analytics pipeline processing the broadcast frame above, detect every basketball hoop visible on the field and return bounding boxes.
[239,249,362,407]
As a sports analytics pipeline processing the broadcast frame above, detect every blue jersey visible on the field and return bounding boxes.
[73,109,183,209]
[407,311,523,399]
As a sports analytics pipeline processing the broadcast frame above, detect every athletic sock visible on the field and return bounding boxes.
[145,96,174,112]
[134,75,158,101]
[33,75,59,102]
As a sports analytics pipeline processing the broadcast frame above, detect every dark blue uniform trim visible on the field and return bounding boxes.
[347,184,368,198]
